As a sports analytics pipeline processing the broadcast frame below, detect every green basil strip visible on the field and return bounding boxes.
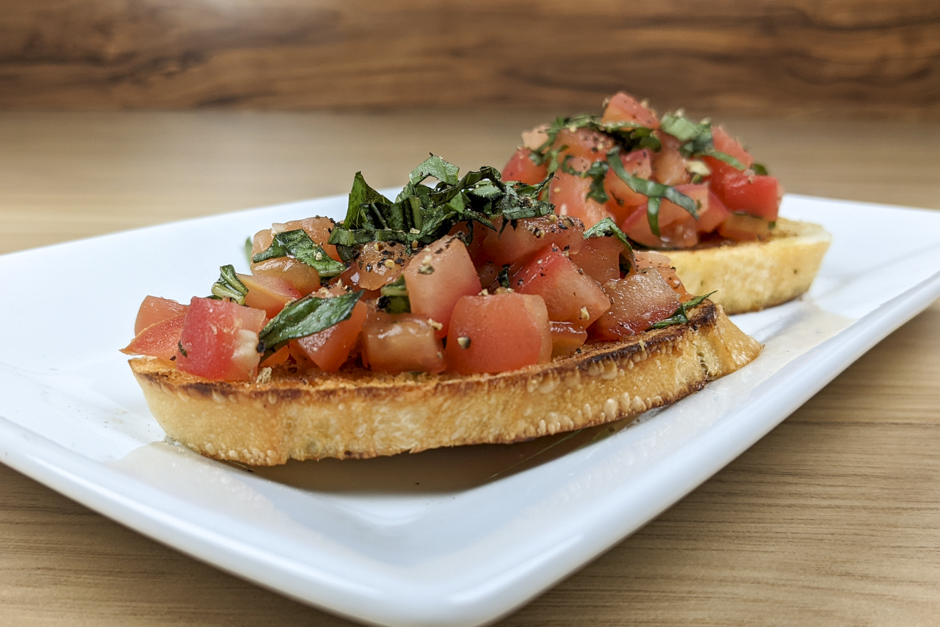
[649,292,716,330]
[377,276,410,314]
[252,229,346,278]
[659,114,703,143]
[258,290,363,353]
[700,147,746,171]
[606,149,698,236]
[751,162,769,175]
[211,264,248,304]
[244,237,253,265]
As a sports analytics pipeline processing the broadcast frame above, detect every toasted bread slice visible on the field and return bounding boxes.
[129,301,760,465]
[666,219,831,314]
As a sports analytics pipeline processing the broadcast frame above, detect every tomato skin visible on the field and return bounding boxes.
[122,314,186,361]
[513,246,611,329]
[713,171,781,221]
[238,273,302,317]
[604,149,653,221]
[651,134,690,186]
[482,214,584,265]
[549,321,587,358]
[361,311,445,374]
[702,126,753,182]
[553,128,617,163]
[501,147,547,185]
[403,235,481,338]
[571,234,624,284]
[695,191,732,233]
[548,158,613,229]
[591,271,681,341]
[134,296,188,336]
[444,293,551,374]
[177,298,266,381]
[293,301,367,372]
[250,257,321,296]
[621,200,699,249]
[601,92,659,130]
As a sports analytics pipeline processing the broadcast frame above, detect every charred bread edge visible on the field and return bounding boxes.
[129,301,760,465]
[666,218,832,314]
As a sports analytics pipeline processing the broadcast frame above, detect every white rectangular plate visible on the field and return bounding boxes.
[1,195,939,627]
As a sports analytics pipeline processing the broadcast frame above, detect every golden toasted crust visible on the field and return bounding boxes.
[130,302,759,465]
[665,219,831,314]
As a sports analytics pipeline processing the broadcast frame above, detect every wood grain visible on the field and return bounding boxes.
[1,112,939,626]
[1,0,939,116]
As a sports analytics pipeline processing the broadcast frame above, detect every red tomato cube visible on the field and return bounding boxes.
[592,271,681,341]
[134,295,188,336]
[239,273,302,317]
[548,158,613,229]
[444,293,551,374]
[571,234,625,284]
[177,298,267,381]
[122,313,186,361]
[549,321,588,358]
[601,92,660,129]
[361,311,445,374]
[403,235,482,338]
[501,147,547,185]
[513,246,611,329]
[713,171,781,221]
[293,300,367,372]
[482,214,585,264]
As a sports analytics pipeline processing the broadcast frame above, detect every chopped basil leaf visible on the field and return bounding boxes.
[751,162,769,175]
[258,290,363,354]
[377,276,410,314]
[244,237,253,265]
[606,148,698,236]
[211,264,248,304]
[252,229,346,278]
[649,292,716,330]
[497,264,512,289]
[659,113,746,171]
[329,156,552,251]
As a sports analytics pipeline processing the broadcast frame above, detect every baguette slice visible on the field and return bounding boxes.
[130,301,760,465]
[666,218,831,314]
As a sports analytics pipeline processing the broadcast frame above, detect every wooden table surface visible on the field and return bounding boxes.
[1,111,939,626]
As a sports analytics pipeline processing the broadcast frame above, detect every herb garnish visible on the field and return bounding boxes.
[659,113,746,170]
[606,148,698,237]
[376,276,410,314]
[328,155,553,257]
[649,292,716,329]
[257,290,364,355]
[252,229,346,278]
[211,265,249,304]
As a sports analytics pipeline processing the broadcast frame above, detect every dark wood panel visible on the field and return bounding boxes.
[1,0,939,116]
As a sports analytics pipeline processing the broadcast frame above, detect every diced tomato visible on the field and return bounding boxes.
[350,241,408,290]
[134,296,188,336]
[259,344,290,368]
[591,271,681,341]
[604,149,653,221]
[403,235,481,338]
[695,191,732,233]
[482,214,584,265]
[513,246,611,328]
[292,300,367,372]
[717,213,773,241]
[444,293,551,374]
[651,134,690,186]
[621,200,699,249]
[702,126,753,182]
[635,251,691,300]
[449,219,494,264]
[548,158,612,229]
[552,128,617,163]
[501,147,547,185]
[550,321,587,358]
[122,313,186,361]
[361,311,445,374]
[713,171,781,221]
[176,298,266,381]
[571,234,625,284]
[601,92,659,130]
[238,273,302,317]
[250,257,321,296]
